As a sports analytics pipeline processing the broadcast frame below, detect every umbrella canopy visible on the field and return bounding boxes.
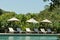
[41,19,52,23]
[7,17,20,21]
[26,18,38,23]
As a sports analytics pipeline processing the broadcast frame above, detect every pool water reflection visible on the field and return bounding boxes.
[0,35,59,40]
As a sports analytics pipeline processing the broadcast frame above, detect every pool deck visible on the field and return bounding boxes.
[0,33,60,36]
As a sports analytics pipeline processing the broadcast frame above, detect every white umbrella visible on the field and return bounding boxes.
[41,19,52,23]
[7,17,20,21]
[26,18,38,28]
[40,19,52,28]
[26,18,38,23]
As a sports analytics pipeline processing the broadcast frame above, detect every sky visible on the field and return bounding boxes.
[0,0,50,14]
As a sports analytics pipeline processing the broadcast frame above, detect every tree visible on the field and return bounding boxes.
[0,9,4,15]
[43,0,60,11]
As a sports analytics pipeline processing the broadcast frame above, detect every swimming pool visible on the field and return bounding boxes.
[0,34,60,40]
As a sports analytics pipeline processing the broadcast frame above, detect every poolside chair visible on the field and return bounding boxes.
[26,28,31,32]
[40,28,47,33]
[26,28,33,33]
[16,28,22,33]
[34,28,39,33]
[8,27,15,33]
[47,28,52,34]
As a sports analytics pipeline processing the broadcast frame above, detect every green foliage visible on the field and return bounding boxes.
[0,5,60,32]
[43,0,60,11]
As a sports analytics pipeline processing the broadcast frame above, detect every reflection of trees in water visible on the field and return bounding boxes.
[8,36,29,40]
[25,36,30,40]
[8,36,23,40]
[9,36,13,40]
[57,36,60,40]
[8,36,60,40]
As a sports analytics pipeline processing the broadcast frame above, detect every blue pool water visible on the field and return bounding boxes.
[0,34,59,40]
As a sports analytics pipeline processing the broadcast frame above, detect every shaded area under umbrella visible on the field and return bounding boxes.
[40,19,52,28]
[26,18,39,28]
[7,17,20,28]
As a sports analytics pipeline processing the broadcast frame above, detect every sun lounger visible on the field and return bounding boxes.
[34,28,39,33]
[47,28,55,34]
[26,28,31,32]
[26,28,34,33]
[8,27,15,33]
[40,28,47,33]
[16,28,22,33]
[47,28,52,33]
